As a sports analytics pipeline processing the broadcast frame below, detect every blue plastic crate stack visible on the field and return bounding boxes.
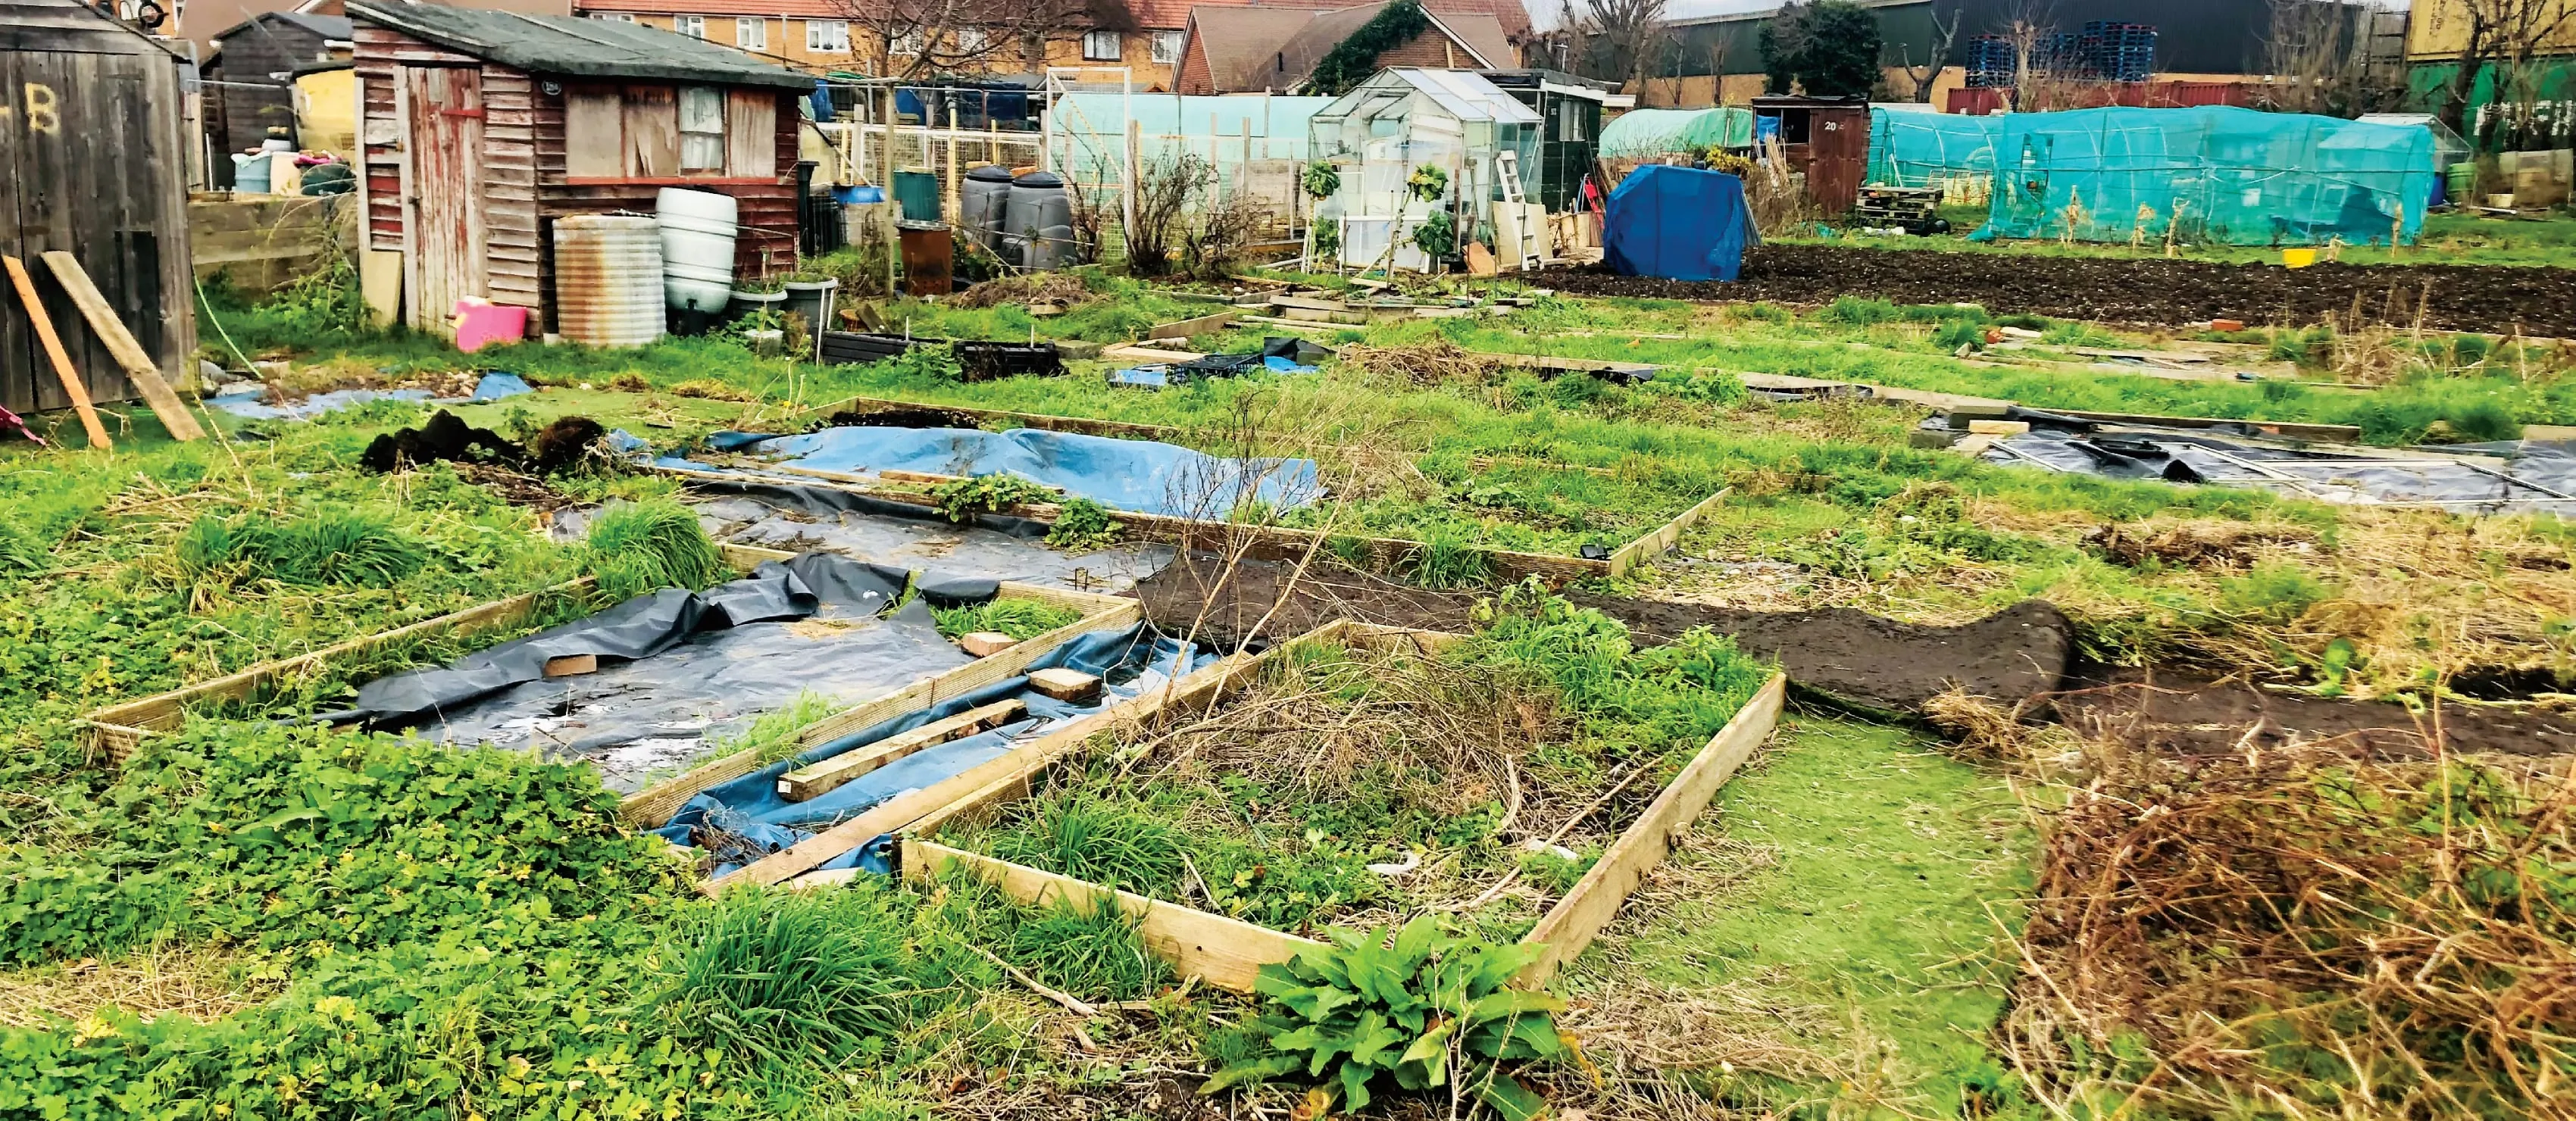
[2082,20,2156,83]
[1966,35,2015,88]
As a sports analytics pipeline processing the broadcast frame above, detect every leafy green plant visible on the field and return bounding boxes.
[1302,161,1343,200]
[1818,295,1899,325]
[1409,210,1457,261]
[882,342,965,382]
[932,473,1056,521]
[1046,496,1124,551]
[261,253,374,339]
[1409,529,1493,589]
[586,498,729,602]
[1204,914,1567,1121]
[1407,164,1450,202]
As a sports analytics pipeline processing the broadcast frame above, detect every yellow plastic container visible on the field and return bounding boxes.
[2281,248,2318,268]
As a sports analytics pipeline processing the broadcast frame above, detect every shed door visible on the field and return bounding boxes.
[405,66,486,334]
[1808,108,1868,217]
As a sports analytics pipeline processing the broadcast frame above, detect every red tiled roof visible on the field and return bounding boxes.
[576,0,1530,36]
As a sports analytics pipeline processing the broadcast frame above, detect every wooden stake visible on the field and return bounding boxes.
[39,252,206,442]
[2,255,111,451]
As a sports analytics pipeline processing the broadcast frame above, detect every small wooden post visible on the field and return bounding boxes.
[2,255,111,451]
[1124,117,1142,255]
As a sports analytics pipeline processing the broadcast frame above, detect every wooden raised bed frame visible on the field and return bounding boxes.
[76,544,1140,836]
[896,621,1790,991]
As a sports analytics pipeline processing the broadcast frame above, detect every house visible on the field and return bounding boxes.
[2,0,197,418]
[202,12,353,186]
[346,1,814,336]
[1174,0,1518,94]
[172,0,574,58]
[566,0,1530,92]
[2407,0,2576,148]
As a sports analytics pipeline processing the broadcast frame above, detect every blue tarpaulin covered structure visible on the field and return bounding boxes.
[706,426,1324,520]
[1603,165,1760,283]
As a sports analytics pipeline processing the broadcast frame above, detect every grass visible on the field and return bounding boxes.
[584,497,730,601]
[1557,717,2036,1117]
[929,598,1085,642]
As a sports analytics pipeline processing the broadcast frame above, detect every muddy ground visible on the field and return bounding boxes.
[1538,245,2576,337]
[1135,556,2564,757]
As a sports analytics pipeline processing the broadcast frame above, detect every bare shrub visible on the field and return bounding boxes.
[1124,153,1211,278]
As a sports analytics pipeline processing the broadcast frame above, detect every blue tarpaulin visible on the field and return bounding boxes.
[650,623,1216,876]
[1603,165,1760,283]
[720,426,1324,519]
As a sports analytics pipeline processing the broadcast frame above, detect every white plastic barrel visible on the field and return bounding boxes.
[655,186,738,313]
[554,215,665,348]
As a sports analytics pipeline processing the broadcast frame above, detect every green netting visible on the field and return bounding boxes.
[1974,106,2436,247]
[1867,108,2000,187]
[1598,107,1755,158]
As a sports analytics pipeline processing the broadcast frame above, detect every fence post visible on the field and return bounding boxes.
[1124,117,1140,254]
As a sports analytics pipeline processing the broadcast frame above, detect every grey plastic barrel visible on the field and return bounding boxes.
[960,164,1014,255]
[1004,170,1074,270]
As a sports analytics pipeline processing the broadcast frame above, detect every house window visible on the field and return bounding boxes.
[736,17,765,50]
[888,25,923,55]
[955,27,988,55]
[674,14,705,37]
[1082,29,1120,61]
[807,19,850,52]
[590,12,636,21]
[679,86,726,172]
[1149,30,1182,64]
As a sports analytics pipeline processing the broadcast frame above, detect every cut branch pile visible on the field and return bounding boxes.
[1330,339,1501,385]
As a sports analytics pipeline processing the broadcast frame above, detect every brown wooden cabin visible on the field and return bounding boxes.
[345,1,813,336]
[1750,94,1868,217]
[0,0,197,419]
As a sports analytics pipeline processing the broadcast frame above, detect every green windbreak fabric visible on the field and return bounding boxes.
[1868,108,2001,186]
[1599,107,1755,158]
[1973,106,2435,246]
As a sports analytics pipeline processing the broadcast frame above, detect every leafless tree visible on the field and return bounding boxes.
[1558,0,1674,90]
[832,0,1121,81]
[1998,0,2059,111]
[1895,0,1962,103]
[2434,0,2576,149]
[2264,0,2406,117]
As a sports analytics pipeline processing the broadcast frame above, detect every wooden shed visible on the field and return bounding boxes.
[1752,94,1868,217]
[1,0,198,417]
[345,1,814,336]
[202,11,352,186]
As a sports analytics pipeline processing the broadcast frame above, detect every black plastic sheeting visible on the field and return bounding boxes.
[557,479,1177,593]
[1969,408,2576,515]
[330,554,983,791]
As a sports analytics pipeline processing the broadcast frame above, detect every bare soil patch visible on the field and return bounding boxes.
[1537,245,2576,336]
[2046,668,2571,758]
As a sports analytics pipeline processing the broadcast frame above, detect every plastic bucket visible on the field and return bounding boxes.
[655,187,739,313]
[2281,248,2317,268]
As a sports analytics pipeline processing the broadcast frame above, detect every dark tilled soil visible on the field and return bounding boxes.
[1539,245,2576,336]
[2048,668,2571,759]
[1137,556,2571,756]
[824,404,988,430]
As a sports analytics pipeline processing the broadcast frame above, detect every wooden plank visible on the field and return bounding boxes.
[38,252,204,441]
[2,255,109,451]
[1145,309,1237,341]
[563,88,623,177]
[622,86,680,177]
[776,698,1027,802]
[1606,487,1727,578]
[726,89,775,177]
[905,840,1323,994]
[1514,673,1786,986]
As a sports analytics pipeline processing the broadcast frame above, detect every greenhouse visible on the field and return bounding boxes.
[1308,67,1540,270]
[1598,106,1756,159]
[1974,106,2437,246]
[1866,108,2001,203]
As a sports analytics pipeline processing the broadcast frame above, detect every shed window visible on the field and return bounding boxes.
[1082,30,1120,61]
[679,86,726,172]
[1555,98,1587,142]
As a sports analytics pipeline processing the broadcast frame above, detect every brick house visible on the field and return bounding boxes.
[566,0,1528,90]
[1171,0,1517,94]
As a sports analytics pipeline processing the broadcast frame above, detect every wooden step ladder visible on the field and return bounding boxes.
[1495,151,1543,270]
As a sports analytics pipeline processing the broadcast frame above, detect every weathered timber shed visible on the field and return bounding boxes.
[346,2,813,336]
[1,0,198,417]
[202,11,353,185]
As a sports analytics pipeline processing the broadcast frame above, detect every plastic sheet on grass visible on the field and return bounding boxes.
[687,425,1324,519]
[651,622,1220,876]
[1974,412,2576,514]
[206,373,533,420]
[334,553,980,791]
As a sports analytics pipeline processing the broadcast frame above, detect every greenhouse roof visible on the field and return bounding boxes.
[1319,67,1540,125]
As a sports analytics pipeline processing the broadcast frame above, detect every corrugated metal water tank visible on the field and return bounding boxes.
[553,216,665,348]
